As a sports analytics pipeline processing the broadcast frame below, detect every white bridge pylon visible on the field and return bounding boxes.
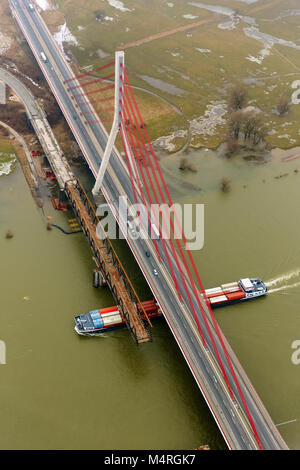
[92,51,138,197]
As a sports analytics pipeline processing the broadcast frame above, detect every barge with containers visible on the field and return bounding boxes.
[74,299,161,336]
[204,278,267,308]
[74,279,267,336]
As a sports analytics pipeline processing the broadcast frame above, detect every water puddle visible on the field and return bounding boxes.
[218,19,239,31]
[246,44,272,65]
[243,26,300,52]
[195,48,211,54]
[189,1,300,60]
[97,48,110,59]
[183,14,199,20]
[106,0,132,12]
[156,65,192,82]
[188,2,234,17]
[138,75,186,96]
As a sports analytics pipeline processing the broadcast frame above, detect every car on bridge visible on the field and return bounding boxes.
[40,51,48,63]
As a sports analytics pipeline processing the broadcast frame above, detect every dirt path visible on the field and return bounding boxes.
[119,0,283,51]
[118,16,217,50]
[249,0,283,15]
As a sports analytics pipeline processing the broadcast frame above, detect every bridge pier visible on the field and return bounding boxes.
[93,270,107,288]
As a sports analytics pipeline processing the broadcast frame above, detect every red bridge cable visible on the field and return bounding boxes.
[121,85,235,393]
[64,61,115,83]
[82,107,114,116]
[125,83,263,451]
[121,97,214,343]
[119,85,162,263]
[122,67,263,449]
[120,123,163,265]
[119,128,138,203]
[121,75,226,360]
[121,107,185,305]
[120,107,182,293]
[67,72,115,91]
[119,127,162,263]
[77,96,114,108]
[72,84,114,98]
[120,131,139,207]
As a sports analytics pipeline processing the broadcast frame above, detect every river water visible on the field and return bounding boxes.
[0,145,299,449]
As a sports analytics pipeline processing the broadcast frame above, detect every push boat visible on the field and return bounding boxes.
[74,278,267,335]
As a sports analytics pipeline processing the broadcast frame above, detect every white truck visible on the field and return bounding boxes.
[40,51,48,63]
[28,3,34,11]
[151,223,160,240]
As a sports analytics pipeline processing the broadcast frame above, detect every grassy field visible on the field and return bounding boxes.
[0,138,15,153]
[41,0,300,151]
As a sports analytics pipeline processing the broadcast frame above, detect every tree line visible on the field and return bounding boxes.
[226,85,291,157]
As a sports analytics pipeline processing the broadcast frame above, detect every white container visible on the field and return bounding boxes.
[221,282,238,289]
[101,310,119,318]
[205,287,222,295]
[223,287,240,293]
[209,295,228,304]
[103,315,122,325]
[103,314,120,322]
[103,319,118,326]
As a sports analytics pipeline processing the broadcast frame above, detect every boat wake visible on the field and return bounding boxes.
[266,269,300,294]
[268,281,300,294]
[265,269,300,287]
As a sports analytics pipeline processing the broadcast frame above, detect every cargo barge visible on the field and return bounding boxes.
[204,278,267,308]
[74,279,267,335]
[75,299,161,336]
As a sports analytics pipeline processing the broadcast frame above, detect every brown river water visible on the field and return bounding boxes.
[0,145,300,449]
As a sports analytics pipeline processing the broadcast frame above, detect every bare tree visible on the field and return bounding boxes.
[220,177,231,192]
[277,96,290,116]
[230,85,248,111]
[179,157,197,172]
[228,109,267,149]
[226,139,240,156]
[243,113,259,140]
[245,114,267,145]
[229,110,244,140]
